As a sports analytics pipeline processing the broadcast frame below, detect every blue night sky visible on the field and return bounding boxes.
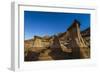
[24,11,90,40]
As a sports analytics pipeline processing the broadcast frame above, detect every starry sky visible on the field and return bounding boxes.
[24,11,90,40]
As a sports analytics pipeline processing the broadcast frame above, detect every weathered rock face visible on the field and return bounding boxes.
[38,49,53,60]
[49,35,71,60]
[50,35,61,49]
[33,36,43,48]
[66,20,90,58]
[24,19,90,61]
[81,28,90,48]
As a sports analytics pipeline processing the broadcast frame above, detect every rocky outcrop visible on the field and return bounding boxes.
[66,20,90,58]
[81,27,90,48]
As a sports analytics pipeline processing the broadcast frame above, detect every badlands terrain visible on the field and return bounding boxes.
[24,20,90,61]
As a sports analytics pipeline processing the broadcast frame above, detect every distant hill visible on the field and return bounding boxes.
[81,27,90,37]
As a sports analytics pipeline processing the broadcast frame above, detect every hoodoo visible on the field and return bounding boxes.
[67,20,90,58]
